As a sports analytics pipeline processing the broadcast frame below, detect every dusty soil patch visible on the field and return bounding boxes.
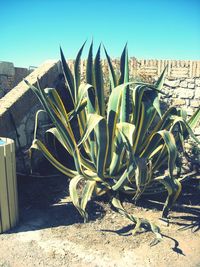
[0,174,200,267]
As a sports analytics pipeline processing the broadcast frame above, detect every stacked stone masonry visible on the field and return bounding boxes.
[70,58,200,115]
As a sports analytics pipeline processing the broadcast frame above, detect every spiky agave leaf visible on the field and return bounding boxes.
[103,45,117,90]
[74,41,86,102]
[119,43,130,122]
[86,41,94,85]
[94,44,105,116]
[60,47,75,105]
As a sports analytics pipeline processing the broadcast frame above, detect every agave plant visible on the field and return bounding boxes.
[25,42,200,244]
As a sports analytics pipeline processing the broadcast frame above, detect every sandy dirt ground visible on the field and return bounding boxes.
[0,174,200,267]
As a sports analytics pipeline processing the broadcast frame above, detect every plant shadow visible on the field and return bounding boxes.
[8,173,105,234]
[121,179,200,232]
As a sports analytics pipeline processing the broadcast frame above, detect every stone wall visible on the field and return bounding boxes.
[0,61,31,98]
[133,60,200,123]
[163,77,200,114]
[0,60,62,171]
[136,59,200,78]
[73,58,200,110]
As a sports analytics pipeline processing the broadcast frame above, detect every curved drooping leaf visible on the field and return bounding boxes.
[78,113,108,179]
[69,175,86,218]
[170,116,200,145]
[45,127,96,172]
[140,130,177,179]
[109,122,135,175]
[111,195,162,244]
[155,175,182,218]
[76,83,93,112]
[107,82,134,165]
[33,109,47,139]
[80,180,96,222]
[30,139,77,178]
[111,124,137,191]
[78,113,104,146]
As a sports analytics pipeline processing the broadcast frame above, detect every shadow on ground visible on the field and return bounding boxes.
[10,169,200,236]
[9,174,106,234]
[122,179,200,232]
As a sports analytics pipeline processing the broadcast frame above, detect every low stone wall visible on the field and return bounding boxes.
[163,77,200,113]
[0,60,62,171]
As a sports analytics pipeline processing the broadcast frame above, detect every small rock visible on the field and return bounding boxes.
[172,99,186,105]
[164,79,180,87]
[195,78,200,86]
[188,83,195,89]
[175,87,194,99]
[190,100,200,108]
[180,81,188,88]
[194,127,200,136]
[194,87,200,98]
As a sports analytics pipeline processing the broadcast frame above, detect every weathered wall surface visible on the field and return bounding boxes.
[136,59,200,78]
[0,60,62,171]
[135,60,200,136]
[132,60,200,119]
[0,61,31,98]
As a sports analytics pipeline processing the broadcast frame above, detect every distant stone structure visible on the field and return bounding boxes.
[0,61,31,98]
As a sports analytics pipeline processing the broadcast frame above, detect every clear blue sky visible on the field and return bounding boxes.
[1,0,200,67]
